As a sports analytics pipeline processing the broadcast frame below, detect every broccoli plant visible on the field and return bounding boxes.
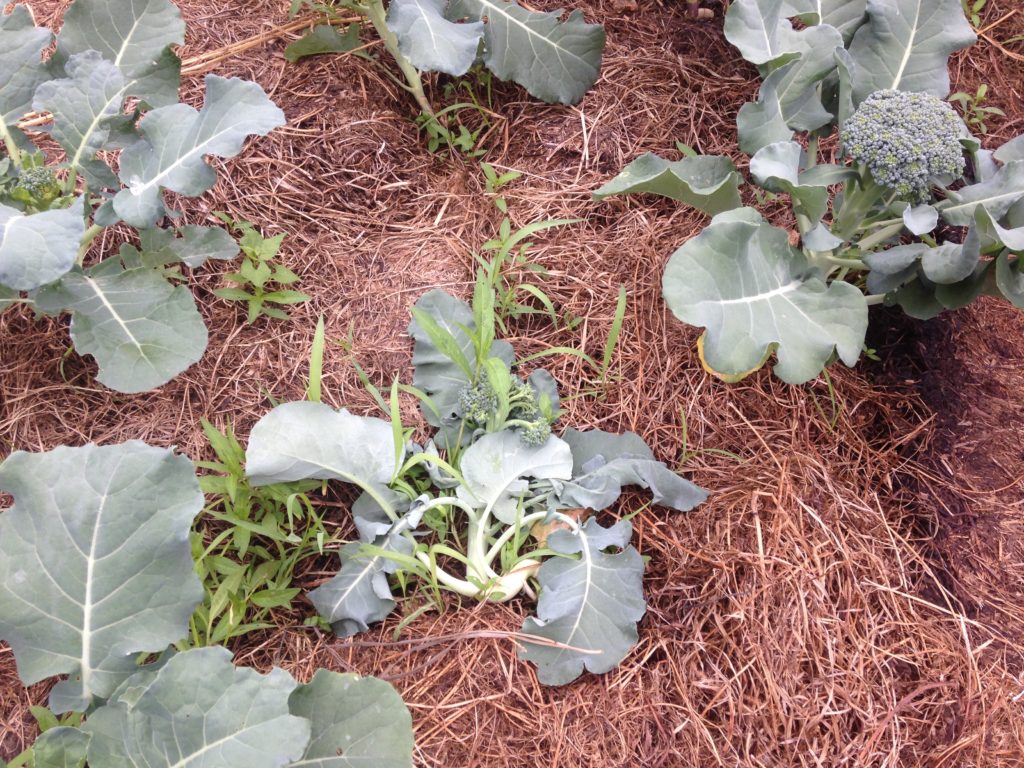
[243,276,708,685]
[595,0,1024,384]
[0,0,285,393]
[287,0,605,119]
[0,442,414,767]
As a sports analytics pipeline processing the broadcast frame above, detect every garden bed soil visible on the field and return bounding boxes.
[2,0,1023,765]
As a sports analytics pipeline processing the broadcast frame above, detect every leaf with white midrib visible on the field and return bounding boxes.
[0,442,203,713]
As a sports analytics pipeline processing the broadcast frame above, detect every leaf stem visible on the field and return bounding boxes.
[77,223,105,265]
[856,222,906,252]
[362,0,436,119]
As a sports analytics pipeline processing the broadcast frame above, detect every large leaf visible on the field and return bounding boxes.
[408,289,513,438]
[388,0,483,77]
[662,208,868,384]
[592,154,743,216]
[288,670,414,768]
[81,647,310,768]
[309,508,421,637]
[847,0,975,103]
[940,160,1024,226]
[0,5,52,128]
[32,52,127,189]
[245,401,401,491]
[113,75,285,228]
[35,265,208,393]
[736,24,844,155]
[56,0,185,108]
[554,428,708,513]
[519,518,645,685]
[458,431,573,524]
[0,198,85,291]
[446,0,604,105]
[0,442,203,713]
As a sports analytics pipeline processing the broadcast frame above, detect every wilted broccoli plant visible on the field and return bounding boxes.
[596,0,1024,384]
[0,0,284,392]
[244,275,708,685]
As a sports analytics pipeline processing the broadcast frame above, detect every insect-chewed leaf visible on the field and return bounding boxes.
[554,428,708,513]
[446,0,604,105]
[245,401,401,488]
[288,670,414,768]
[56,0,184,108]
[458,431,573,524]
[662,207,868,384]
[32,52,127,189]
[0,198,85,291]
[34,265,207,393]
[112,75,285,228]
[0,5,52,127]
[847,0,975,103]
[81,647,311,768]
[388,0,483,77]
[0,442,203,713]
[519,518,645,685]
[593,153,742,216]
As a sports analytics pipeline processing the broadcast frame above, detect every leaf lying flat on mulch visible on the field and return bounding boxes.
[2,0,1023,765]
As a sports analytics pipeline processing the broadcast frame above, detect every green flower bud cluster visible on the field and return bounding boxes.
[842,90,966,203]
[14,166,62,206]
[458,377,552,447]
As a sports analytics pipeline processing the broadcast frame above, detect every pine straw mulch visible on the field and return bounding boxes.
[2,0,1024,765]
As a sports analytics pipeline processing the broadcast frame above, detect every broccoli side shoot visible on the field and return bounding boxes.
[458,377,553,447]
[842,90,966,203]
[10,166,62,210]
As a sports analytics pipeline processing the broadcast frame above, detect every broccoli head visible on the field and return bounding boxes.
[841,90,965,203]
[13,166,61,207]
[458,375,553,447]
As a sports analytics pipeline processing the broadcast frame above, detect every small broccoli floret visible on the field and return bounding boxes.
[15,166,61,205]
[518,419,551,448]
[458,379,499,425]
[842,90,965,203]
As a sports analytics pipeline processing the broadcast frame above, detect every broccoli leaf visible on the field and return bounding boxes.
[32,52,127,189]
[309,508,421,637]
[519,518,645,685]
[996,252,1024,309]
[388,0,484,77]
[750,140,856,223]
[783,0,867,43]
[288,670,414,768]
[446,0,604,105]
[736,24,844,155]
[940,160,1024,226]
[0,285,16,311]
[31,727,90,768]
[593,154,743,216]
[56,0,184,108]
[0,198,85,291]
[0,442,203,713]
[994,135,1024,164]
[847,0,975,103]
[35,265,208,393]
[81,647,310,768]
[285,24,363,63]
[724,0,806,67]
[246,401,401,490]
[662,208,868,384]
[458,431,573,525]
[134,224,240,268]
[0,5,52,138]
[554,428,708,513]
[113,75,285,228]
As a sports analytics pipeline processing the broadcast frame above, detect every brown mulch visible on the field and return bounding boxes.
[2,0,1023,765]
